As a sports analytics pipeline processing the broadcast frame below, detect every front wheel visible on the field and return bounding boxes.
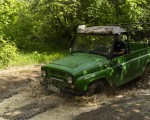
[85,81,106,96]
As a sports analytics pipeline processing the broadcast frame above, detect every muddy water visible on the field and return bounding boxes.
[0,65,106,120]
[0,80,105,120]
[0,65,150,120]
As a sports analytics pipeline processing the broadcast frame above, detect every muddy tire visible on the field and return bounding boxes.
[85,81,106,96]
[139,66,150,89]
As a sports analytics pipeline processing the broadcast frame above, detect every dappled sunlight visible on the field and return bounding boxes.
[133,109,140,113]
[74,93,150,120]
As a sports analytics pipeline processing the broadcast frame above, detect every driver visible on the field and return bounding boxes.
[113,33,126,57]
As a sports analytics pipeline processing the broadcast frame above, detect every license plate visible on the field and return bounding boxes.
[48,84,60,93]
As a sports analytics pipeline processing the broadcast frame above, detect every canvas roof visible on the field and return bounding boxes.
[77,26,127,35]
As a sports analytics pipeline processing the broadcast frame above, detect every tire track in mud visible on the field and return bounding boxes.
[1,101,58,120]
[0,80,31,103]
[0,90,19,103]
[0,65,41,103]
[0,80,60,120]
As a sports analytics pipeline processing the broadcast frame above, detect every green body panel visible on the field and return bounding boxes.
[41,44,150,94]
[44,53,108,77]
[108,47,150,87]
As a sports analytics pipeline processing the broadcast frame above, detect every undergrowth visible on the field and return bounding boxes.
[1,51,68,69]
[0,36,68,69]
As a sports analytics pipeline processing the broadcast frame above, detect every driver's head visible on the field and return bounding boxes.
[114,33,121,42]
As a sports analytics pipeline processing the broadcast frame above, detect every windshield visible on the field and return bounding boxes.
[73,34,113,57]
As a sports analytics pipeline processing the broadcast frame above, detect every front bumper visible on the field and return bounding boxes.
[40,80,83,96]
[62,88,83,96]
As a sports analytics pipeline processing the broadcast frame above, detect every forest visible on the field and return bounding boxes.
[0,0,150,68]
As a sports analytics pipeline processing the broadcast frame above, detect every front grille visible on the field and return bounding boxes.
[49,70,66,78]
[47,77,65,88]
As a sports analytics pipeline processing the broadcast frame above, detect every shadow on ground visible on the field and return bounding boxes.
[73,93,150,120]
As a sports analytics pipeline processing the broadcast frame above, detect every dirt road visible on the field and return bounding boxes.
[0,65,150,120]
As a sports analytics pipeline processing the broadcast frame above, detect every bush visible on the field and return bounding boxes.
[0,37,17,68]
[8,51,68,67]
[30,51,66,63]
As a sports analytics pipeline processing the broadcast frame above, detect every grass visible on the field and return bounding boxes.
[7,51,68,68]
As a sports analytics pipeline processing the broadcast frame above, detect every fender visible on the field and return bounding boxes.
[74,70,111,93]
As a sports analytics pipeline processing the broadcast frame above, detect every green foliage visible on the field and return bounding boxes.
[8,51,68,67]
[0,0,149,68]
[0,0,23,36]
[30,0,81,49]
[0,37,17,67]
[114,0,149,23]
[1,0,34,50]
[1,0,149,51]
[28,0,149,50]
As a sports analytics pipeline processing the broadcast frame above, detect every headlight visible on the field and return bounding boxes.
[41,69,47,80]
[67,76,73,84]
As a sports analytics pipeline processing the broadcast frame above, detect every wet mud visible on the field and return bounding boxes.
[0,65,150,120]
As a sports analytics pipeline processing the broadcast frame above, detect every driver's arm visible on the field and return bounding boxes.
[113,49,125,55]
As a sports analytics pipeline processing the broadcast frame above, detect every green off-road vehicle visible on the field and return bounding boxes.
[41,24,150,95]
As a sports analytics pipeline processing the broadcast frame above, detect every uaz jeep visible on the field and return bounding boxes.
[41,25,150,95]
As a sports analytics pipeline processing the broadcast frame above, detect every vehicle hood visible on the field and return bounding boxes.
[44,53,109,76]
